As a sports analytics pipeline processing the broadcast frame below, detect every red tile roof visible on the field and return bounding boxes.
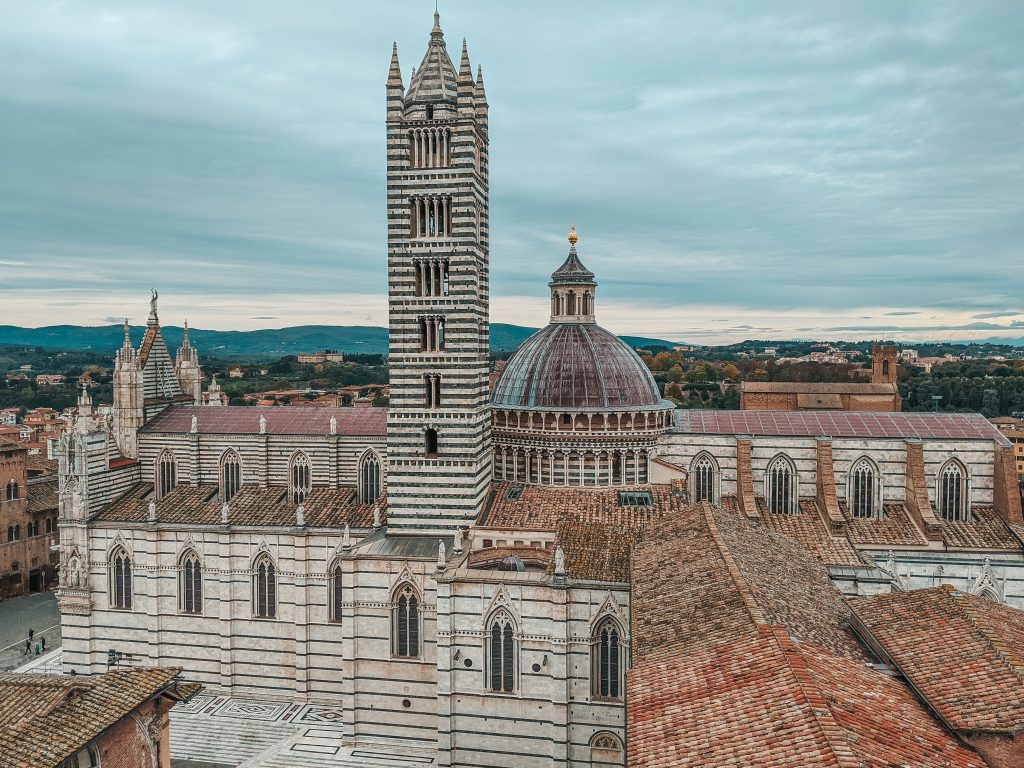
[850,585,1024,734]
[141,405,387,436]
[675,409,1011,445]
[741,381,898,394]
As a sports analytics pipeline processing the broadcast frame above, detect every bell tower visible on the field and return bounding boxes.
[385,14,492,532]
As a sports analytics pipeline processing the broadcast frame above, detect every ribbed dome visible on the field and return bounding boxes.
[491,323,664,410]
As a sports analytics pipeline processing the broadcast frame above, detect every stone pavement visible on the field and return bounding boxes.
[0,590,61,671]
[13,646,63,674]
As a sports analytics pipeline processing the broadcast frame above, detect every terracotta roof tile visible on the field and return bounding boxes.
[839,500,928,546]
[141,405,387,436]
[756,497,863,567]
[27,478,59,514]
[850,585,1024,734]
[941,505,1022,549]
[740,381,898,394]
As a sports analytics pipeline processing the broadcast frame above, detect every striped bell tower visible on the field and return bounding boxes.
[385,13,491,532]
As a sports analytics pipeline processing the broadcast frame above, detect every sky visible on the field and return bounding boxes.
[1,1,1022,345]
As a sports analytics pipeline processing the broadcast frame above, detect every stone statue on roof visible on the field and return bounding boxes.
[554,545,566,576]
[372,506,382,529]
[330,415,337,435]
[453,526,463,554]
[296,503,305,527]
[437,539,446,570]
[342,523,351,549]
[220,501,230,524]
[259,414,267,435]
[150,288,158,315]
[148,500,157,522]
[190,415,198,434]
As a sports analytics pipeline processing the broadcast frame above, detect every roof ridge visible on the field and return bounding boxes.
[700,502,766,627]
[948,586,1024,685]
[770,627,863,768]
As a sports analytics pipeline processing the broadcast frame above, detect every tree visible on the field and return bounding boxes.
[666,364,684,383]
[982,388,1000,418]
[721,363,740,381]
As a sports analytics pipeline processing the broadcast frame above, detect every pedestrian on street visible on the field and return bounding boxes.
[24,639,30,655]
[41,637,46,652]
[34,642,40,656]
[28,628,34,642]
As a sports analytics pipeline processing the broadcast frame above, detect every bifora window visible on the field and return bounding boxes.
[766,455,797,515]
[5,479,18,501]
[179,550,202,614]
[849,458,878,519]
[290,453,311,505]
[393,584,420,658]
[691,454,716,504]
[109,547,132,610]
[220,450,242,502]
[253,554,276,619]
[592,618,623,700]
[156,451,177,499]
[359,452,381,505]
[488,612,516,693]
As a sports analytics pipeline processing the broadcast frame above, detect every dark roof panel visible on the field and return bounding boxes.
[141,405,387,436]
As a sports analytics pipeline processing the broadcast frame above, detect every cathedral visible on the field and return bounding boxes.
[54,14,1024,768]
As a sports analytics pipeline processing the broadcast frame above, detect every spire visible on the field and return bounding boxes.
[431,11,443,41]
[475,64,487,102]
[78,382,93,414]
[550,227,596,285]
[182,320,190,348]
[122,318,132,350]
[458,38,475,103]
[388,42,403,89]
[404,11,458,105]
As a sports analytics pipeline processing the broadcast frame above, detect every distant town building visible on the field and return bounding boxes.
[991,417,1024,484]
[227,365,244,378]
[0,408,18,426]
[35,374,66,386]
[297,351,346,364]
[899,348,919,361]
[740,345,901,412]
[0,441,58,598]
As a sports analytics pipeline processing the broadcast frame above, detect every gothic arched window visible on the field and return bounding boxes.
[849,457,879,519]
[110,547,132,610]
[289,453,311,505]
[359,452,382,505]
[590,732,624,763]
[253,553,276,619]
[179,550,202,614]
[156,451,177,500]
[220,450,242,502]
[938,459,968,522]
[331,564,343,623]
[5,479,18,501]
[766,455,797,515]
[592,618,623,700]
[393,583,420,658]
[488,611,517,693]
[691,453,717,504]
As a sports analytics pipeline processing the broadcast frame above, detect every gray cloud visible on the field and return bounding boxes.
[0,1,1021,342]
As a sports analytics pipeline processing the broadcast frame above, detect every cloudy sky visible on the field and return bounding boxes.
[1,1,1022,344]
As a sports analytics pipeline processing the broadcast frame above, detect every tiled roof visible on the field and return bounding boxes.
[631,503,862,665]
[554,520,636,582]
[740,381,898,394]
[480,481,676,530]
[141,405,387,436]
[27,478,58,514]
[675,409,1011,445]
[840,500,929,546]
[93,482,385,529]
[0,667,198,768]
[850,585,1024,734]
[628,627,984,768]
[941,505,1023,549]
[756,497,863,567]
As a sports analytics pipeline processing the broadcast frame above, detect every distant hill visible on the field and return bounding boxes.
[0,324,679,358]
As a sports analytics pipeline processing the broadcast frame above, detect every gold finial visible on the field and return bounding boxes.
[568,225,579,246]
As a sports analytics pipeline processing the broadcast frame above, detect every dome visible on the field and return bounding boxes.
[490,323,664,411]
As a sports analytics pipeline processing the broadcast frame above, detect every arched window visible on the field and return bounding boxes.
[765,455,797,515]
[331,564,343,623]
[253,553,276,619]
[220,450,242,502]
[156,451,177,500]
[109,547,132,610]
[590,732,624,764]
[882,359,890,377]
[393,583,420,658]
[487,611,516,693]
[290,453,311,505]
[849,457,879,519]
[5,479,18,501]
[690,453,717,504]
[359,452,382,505]
[6,526,13,542]
[178,550,202,614]
[938,459,968,522]
[592,618,623,699]
[424,428,438,458]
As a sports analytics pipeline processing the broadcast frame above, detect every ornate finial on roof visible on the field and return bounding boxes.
[123,318,131,345]
[149,289,158,322]
[568,225,579,247]
[182,320,190,346]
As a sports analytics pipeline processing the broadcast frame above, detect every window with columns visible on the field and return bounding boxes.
[289,452,311,505]
[592,618,623,700]
[5,479,18,501]
[414,258,450,297]
[938,459,969,521]
[691,454,717,504]
[109,547,132,610]
[392,583,420,658]
[488,611,517,693]
[766,455,797,515]
[423,374,442,408]
[409,196,452,239]
[156,450,177,500]
[493,445,649,486]
[408,126,451,169]
[418,316,446,352]
[252,553,276,619]
[220,450,242,502]
[179,549,202,614]
[358,451,381,505]
[849,457,879,519]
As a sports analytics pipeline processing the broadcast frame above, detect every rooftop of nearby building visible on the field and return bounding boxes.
[740,380,898,393]
[674,408,1012,445]
[849,585,1024,735]
[0,667,199,768]
[140,405,387,436]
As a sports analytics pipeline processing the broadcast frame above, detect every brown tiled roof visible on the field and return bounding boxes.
[941,505,1023,549]
[631,503,862,665]
[675,409,1011,445]
[26,456,58,476]
[741,380,898,394]
[554,520,636,582]
[850,585,1024,734]
[628,627,984,768]
[27,478,58,514]
[840,500,929,546]
[0,667,198,768]
[141,405,387,436]
[93,482,385,529]
[756,497,863,567]
[481,481,677,530]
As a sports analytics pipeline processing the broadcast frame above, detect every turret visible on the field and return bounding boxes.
[175,320,203,405]
[549,227,597,323]
[112,317,144,459]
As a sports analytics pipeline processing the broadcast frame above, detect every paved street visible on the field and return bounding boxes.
[0,590,61,671]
